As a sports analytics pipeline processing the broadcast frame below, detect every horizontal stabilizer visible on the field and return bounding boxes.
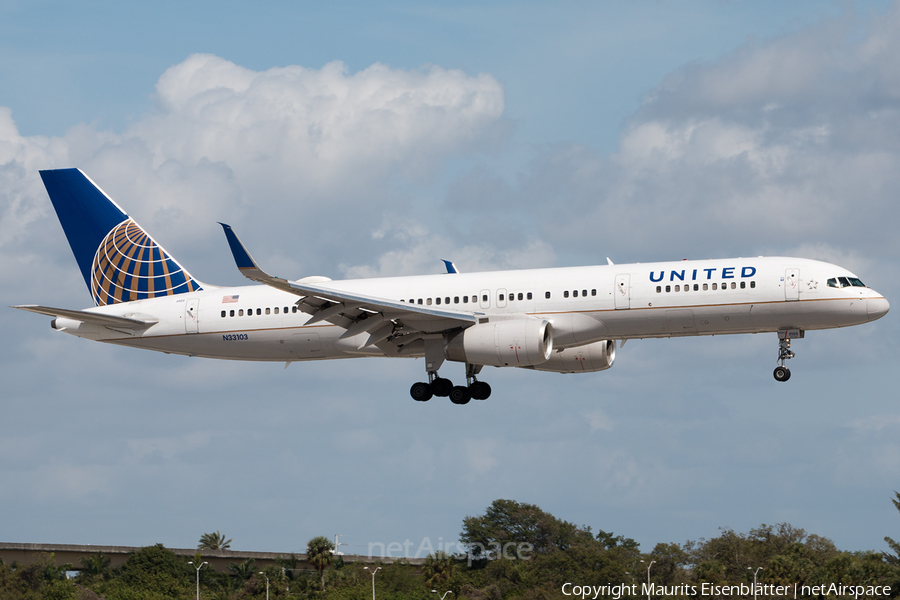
[12,305,158,329]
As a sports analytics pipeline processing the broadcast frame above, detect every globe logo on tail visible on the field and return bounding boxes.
[90,219,201,306]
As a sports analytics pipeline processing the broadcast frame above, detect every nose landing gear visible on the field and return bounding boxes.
[774,330,802,382]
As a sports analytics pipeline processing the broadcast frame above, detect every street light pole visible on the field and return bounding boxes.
[187,561,207,600]
[258,572,269,600]
[640,560,655,600]
[748,567,763,600]
[364,566,381,600]
[432,590,453,600]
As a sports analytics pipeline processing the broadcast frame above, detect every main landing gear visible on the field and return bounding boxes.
[773,331,801,382]
[410,363,492,404]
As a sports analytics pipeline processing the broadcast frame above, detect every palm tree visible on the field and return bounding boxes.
[306,536,334,591]
[79,552,111,580]
[227,558,256,590]
[199,531,232,550]
[885,491,900,565]
[423,551,455,588]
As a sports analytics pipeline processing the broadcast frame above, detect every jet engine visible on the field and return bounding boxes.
[445,318,553,367]
[527,339,616,373]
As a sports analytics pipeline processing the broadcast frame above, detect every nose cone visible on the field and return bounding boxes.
[867,294,890,322]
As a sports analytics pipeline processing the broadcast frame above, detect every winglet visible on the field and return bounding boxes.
[442,259,459,274]
[219,223,259,271]
[218,223,295,293]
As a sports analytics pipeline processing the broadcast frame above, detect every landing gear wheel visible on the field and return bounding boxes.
[410,382,433,401]
[469,381,491,400]
[449,386,472,404]
[431,377,453,397]
[773,366,791,382]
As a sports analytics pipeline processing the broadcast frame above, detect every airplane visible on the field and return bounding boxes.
[14,169,890,404]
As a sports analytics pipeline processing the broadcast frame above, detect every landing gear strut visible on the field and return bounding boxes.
[408,349,492,403]
[774,331,800,382]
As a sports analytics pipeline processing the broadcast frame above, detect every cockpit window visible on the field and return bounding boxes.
[828,276,866,288]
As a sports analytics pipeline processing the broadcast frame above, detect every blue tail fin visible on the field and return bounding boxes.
[39,169,202,306]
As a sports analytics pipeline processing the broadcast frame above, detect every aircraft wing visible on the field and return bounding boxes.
[12,305,158,329]
[219,224,481,349]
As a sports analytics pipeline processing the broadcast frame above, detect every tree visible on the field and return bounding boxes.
[459,499,594,559]
[198,530,232,550]
[307,535,334,591]
[423,551,455,588]
[227,558,256,590]
[884,491,900,565]
[117,544,192,597]
[77,552,111,581]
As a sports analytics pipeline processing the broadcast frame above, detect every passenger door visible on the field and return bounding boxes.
[784,269,800,301]
[184,298,200,333]
[615,274,630,309]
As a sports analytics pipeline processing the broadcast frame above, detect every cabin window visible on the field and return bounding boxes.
[239,309,244,316]
[712,283,717,290]
[693,284,699,291]
[827,278,838,288]
[292,306,297,313]
[573,290,578,297]
[436,297,441,305]
[518,292,523,300]
[482,294,488,302]
[740,281,746,289]
[702,283,708,291]
[731,282,736,289]
[665,285,671,293]
[454,296,459,304]
[499,293,504,301]
[230,309,235,317]
[527,292,533,300]
[417,299,423,305]
[274,307,279,314]
[674,285,680,292]
[591,289,597,296]
[564,291,569,298]
[750,281,756,288]
[463,296,468,303]
[221,310,226,318]
[545,291,551,299]
[427,298,432,305]
[266,307,271,315]
[656,286,661,293]
[445,297,450,304]
[582,289,587,297]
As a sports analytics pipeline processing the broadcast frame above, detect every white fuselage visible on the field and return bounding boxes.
[55,256,888,366]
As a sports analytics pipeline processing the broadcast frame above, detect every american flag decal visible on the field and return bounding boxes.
[222,295,240,303]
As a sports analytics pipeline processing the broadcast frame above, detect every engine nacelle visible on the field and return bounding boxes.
[527,339,616,373]
[445,318,553,367]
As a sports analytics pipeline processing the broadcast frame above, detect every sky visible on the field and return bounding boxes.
[2,0,900,561]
